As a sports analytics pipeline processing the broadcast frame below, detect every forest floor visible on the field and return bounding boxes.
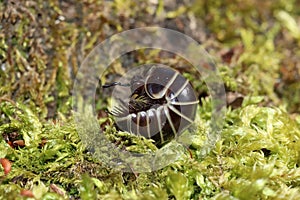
[0,0,300,199]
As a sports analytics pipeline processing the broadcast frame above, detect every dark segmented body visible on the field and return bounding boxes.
[112,66,198,145]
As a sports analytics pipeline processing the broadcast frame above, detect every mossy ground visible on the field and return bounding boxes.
[0,0,300,199]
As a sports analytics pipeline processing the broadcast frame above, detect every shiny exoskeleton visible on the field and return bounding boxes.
[110,66,198,145]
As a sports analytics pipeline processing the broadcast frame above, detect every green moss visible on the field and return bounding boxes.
[1,0,300,199]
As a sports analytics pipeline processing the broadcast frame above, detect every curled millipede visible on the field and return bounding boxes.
[105,65,198,145]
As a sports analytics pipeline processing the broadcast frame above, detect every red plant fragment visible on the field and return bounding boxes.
[0,158,12,175]
[13,140,25,148]
[20,190,34,198]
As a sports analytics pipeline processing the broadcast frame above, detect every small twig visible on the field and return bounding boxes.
[0,97,16,105]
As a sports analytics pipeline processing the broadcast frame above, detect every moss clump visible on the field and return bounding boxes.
[1,0,300,199]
